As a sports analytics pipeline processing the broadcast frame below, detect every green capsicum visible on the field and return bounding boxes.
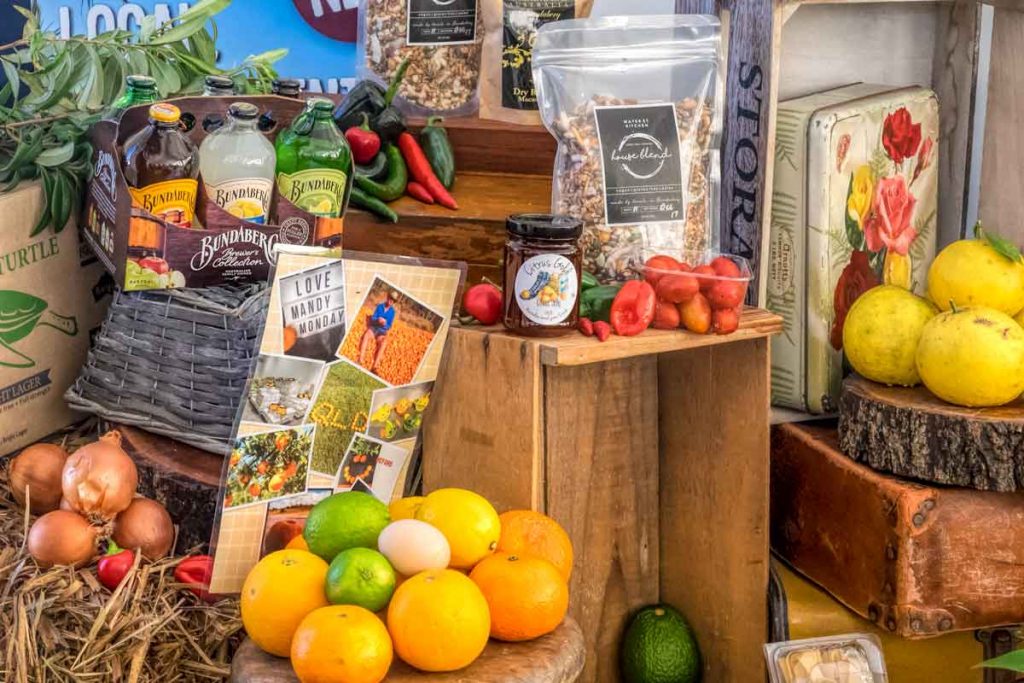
[419,116,455,189]
[579,284,622,323]
[354,144,407,202]
[581,271,599,291]
[355,151,389,181]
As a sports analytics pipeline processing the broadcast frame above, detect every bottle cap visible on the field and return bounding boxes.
[204,75,235,92]
[228,102,260,120]
[506,214,582,240]
[126,74,156,89]
[273,78,302,96]
[149,103,181,124]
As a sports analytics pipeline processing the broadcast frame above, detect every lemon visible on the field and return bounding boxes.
[927,238,1024,315]
[842,285,937,386]
[389,496,425,521]
[916,306,1024,407]
[416,489,500,570]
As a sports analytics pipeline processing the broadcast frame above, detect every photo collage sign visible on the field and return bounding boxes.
[210,247,465,593]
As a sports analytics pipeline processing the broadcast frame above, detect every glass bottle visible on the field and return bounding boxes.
[274,98,353,230]
[203,75,236,96]
[199,102,276,224]
[110,74,158,115]
[122,103,200,229]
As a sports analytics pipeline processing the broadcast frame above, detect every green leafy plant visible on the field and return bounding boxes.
[979,648,1024,673]
[0,0,286,235]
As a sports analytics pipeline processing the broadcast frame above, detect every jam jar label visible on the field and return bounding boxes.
[514,253,578,325]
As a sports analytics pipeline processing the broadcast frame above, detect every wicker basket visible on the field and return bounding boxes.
[65,285,268,454]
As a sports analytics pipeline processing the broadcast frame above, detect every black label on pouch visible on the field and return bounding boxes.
[501,0,574,110]
[407,0,478,46]
[594,104,684,226]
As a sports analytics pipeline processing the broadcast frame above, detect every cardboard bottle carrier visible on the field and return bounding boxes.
[82,95,342,291]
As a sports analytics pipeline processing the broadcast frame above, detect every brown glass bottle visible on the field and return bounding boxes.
[122,103,199,229]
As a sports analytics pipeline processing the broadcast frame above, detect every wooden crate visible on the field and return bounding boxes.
[422,309,783,683]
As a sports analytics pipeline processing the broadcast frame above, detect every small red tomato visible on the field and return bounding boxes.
[593,321,612,342]
[463,283,503,325]
[655,273,700,304]
[713,308,741,335]
[678,293,712,334]
[707,280,747,310]
[653,301,681,329]
[579,317,594,337]
[692,265,717,293]
[644,255,682,286]
[710,256,742,278]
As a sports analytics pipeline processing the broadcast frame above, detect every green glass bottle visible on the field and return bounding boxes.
[274,98,352,240]
[110,74,159,115]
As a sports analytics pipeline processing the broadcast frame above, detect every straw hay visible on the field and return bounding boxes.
[0,427,242,682]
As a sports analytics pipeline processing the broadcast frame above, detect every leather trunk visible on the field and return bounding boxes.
[771,422,1024,639]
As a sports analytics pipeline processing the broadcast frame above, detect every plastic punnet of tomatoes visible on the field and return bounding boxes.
[642,250,752,336]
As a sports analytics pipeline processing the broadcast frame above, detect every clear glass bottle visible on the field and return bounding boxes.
[199,102,276,224]
[274,98,353,223]
[110,74,158,115]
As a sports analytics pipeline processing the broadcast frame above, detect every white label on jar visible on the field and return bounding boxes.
[514,253,578,325]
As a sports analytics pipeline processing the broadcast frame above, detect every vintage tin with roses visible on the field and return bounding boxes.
[766,84,938,413]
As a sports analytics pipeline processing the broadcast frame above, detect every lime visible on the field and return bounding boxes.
[325,547,396,612]
[621,604,701,683]
[303,491,390,562]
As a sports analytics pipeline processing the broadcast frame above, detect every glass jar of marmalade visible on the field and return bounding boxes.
[503,214,583,337]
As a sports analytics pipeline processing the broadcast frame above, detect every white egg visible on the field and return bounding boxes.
[378,519,450,576]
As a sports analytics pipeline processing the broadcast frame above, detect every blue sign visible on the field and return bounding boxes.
[35,0,360,94]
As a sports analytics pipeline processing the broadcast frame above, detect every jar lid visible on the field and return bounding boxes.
[149,103,181,124]
[506,214,582,240]
[228,102,260,120]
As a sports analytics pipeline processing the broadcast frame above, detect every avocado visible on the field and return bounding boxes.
[620,604,702,683]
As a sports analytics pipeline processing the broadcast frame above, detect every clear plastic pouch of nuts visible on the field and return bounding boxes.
[764,633,890,683]
[358,0,483,117]
[533,15,723,284]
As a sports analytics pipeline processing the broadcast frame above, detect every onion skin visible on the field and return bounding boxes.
[113,497,175,560]
[61,431,138,520]
[10,443,68,514]
[27,510,98,568]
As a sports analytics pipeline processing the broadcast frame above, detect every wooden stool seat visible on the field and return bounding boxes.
[231,617,585,682]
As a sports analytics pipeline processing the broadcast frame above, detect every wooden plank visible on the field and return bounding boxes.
[979,5,1024,246]
[544,357,661,683]
[933,0,982,244]
[420,327,543,512]
[659,338,771,683]
[406,116,557,177]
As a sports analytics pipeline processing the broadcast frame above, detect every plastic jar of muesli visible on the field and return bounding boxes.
[503,214,583,337]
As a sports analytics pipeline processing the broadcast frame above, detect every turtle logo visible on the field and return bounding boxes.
[611,132,672,180]
[0,290,78,368]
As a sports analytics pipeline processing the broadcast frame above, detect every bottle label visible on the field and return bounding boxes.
[129,178,198,228]
[501,0,574,110]
[407,0,478,46]
[205,177,273,224]
[514,253,578,325]
[594,103,685,227]
[276,169,348,218]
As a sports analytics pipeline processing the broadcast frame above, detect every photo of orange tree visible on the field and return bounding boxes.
[338,278,444,386]
[224,426,313,508]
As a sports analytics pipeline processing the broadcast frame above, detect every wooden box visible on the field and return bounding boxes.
[771,421,1024,638]
[422,309,782,683]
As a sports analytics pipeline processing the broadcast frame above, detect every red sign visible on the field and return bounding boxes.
[292,0,359,43]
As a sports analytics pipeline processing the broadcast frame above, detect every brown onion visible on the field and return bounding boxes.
[59,498,75,511]
[62,431,138,520]
[27,510,98,568]
[113,497,175,560]
[10,443,68,514]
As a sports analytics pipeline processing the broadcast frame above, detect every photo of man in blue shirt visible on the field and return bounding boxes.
[359,290,399,372]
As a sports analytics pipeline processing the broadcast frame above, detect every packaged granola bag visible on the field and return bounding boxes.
[358,0,483,117]
[479,0,593,125]
[533,15,723,283]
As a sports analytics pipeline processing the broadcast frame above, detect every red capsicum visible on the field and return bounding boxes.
[175,554,219,603]
[345,114,382,165]
[610,280,657,336]
[97,543,135,591]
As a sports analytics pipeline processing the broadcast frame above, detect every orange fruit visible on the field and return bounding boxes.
[497,510,574,581]
[269,474,285,492]
[469,552,568,642]
[283,325,298,352]
[387,569,490,671]
[291,605,392,683]
[285,535,309,551]
[241,550,330,657]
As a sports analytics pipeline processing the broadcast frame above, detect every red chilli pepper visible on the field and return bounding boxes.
[406,181,435,205]
[175,554,220,604]
[97,543,135,591]
[397,131,458,210]
[593,320,612,342]
[345,113,381,165]
[609,280,657,336]
[578,317,594,337]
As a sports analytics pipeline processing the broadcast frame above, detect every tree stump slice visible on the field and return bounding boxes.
[115,423,223,553]
[837,374,1024,492]
[230,618,585,683]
